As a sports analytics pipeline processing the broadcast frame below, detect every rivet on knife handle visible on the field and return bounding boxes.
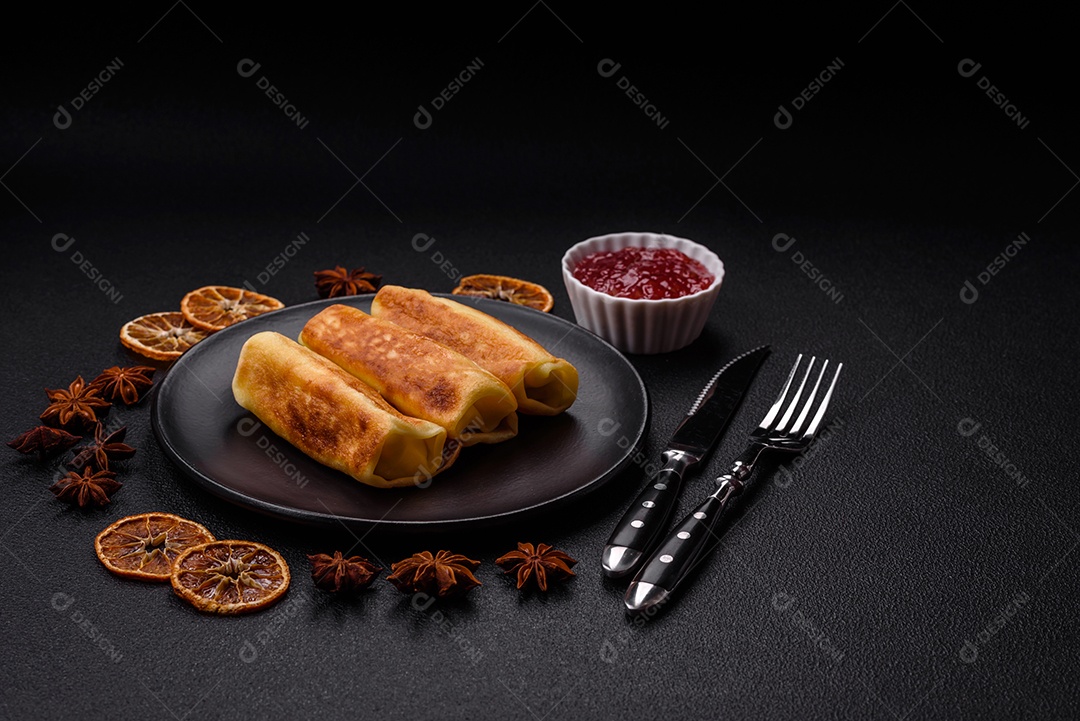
[601,451,691,578]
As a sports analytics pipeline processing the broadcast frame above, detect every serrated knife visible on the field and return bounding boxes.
[601,345,770,578]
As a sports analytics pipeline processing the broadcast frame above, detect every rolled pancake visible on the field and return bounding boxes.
[371,286,579,415]
[299,304,518,445]
[232,331,448,488]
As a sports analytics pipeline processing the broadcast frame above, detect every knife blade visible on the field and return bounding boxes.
[601,345,769,578]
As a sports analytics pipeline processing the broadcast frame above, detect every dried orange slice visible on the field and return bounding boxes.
[171,540,290,615]
[452,274,554,312]
[95,513,216,582]
[120,312,210,361]
[180,285,284,332]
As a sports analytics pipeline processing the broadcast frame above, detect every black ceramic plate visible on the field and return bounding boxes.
[152,295,648,532]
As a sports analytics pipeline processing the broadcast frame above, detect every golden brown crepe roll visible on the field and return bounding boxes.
[371,286,579,415]
[232,331,448,488]
[299,304,518,445]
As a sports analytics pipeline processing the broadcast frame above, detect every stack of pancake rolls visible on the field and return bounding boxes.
[231,286,580,488]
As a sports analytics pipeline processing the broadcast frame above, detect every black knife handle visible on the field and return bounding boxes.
[625,479,744,610]
[602,453,692,578]
[608,468,683,547]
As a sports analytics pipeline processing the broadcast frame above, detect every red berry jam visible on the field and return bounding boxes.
[572,247,715,300]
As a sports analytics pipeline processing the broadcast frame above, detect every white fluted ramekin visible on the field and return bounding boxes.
[561,232,725,354]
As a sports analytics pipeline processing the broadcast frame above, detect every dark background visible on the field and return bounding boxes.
[3,5,1078,720]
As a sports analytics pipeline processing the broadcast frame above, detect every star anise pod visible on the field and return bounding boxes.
[70,424,135,471]
[8,426,82,460]
[90,365,156,405]
[309,551,382,593]
[40,376,111,430]
[50,466,122,508]
[314,266,382,299]
[386,550,481,598]
[495,542,577,592]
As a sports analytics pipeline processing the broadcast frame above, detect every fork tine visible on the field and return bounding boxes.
[755,354,803,433]
[774,356,816,434]
[790,360,828,437]
[801,362,842,441]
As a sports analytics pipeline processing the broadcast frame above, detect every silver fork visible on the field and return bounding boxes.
[624,354,843,615]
